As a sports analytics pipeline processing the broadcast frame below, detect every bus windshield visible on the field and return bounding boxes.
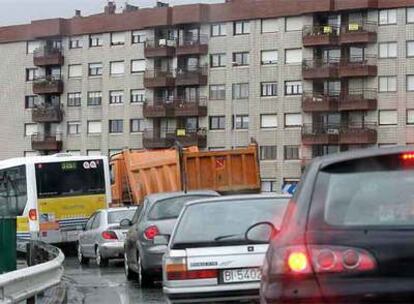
[35,160,105,198]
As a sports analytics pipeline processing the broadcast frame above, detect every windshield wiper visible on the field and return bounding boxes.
[214,234,244,241]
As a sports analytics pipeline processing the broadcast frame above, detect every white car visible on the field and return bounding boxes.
[162,194,290,303]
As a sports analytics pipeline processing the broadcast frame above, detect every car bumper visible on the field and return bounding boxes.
[100,241,124,259]
[141,244,167,272]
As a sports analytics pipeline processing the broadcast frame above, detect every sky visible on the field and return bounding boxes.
[0,0,224,26]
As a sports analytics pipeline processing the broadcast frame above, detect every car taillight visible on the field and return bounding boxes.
[165,256,218,281]
[288,250,311,274]
[401,152,414,161]
[102,231,118,240]
[28,209,37,221]
[144,225,159,240]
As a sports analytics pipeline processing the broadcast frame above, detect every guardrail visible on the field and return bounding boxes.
[0,241,64,304]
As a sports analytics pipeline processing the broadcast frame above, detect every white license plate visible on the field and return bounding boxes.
[222,268,262,284]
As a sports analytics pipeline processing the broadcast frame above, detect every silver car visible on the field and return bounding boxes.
[78,207,137,267]
[162,194,290,303]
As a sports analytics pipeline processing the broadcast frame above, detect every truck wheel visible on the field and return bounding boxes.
[78,243,89,265]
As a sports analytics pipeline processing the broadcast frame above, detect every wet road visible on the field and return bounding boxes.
[63,257,165,304]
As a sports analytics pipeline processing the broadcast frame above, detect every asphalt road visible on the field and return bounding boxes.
[63,257,165,304]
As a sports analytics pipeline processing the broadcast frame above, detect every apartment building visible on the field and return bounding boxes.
[0,0,414,193]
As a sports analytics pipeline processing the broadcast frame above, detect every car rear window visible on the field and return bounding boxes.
[108,209,136,224]
[148,195,214,220]
[318,154,414,227]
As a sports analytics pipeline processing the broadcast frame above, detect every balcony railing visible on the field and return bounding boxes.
[303,58,340,79]
[302,91,340,112]
[338,56,377,78]
[33,46,64,66]
[339,89,378,111]
[143,97,208,118]
[144,69,176,88]
[32,104,63,123]
[176,34,209,56]
[31,133,63,151]
[176,65,208,86]
[143,128,207,149]
[340,22,378,44]
[33,76,64,95]
[302,25,340,46]
[144,38,176,58]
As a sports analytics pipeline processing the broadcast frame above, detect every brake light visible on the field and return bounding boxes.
[288,251,310,273]
[28,209,37,221]
[102,231,118,240]
[401,153,414,160]
[168,269,218,280]
[144,225,159,240]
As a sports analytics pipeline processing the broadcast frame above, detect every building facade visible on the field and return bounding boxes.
[1,0,414,192]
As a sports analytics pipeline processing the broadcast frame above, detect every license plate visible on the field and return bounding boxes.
[221,268,261,284]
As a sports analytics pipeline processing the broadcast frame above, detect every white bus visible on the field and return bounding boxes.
[0,154,111,244]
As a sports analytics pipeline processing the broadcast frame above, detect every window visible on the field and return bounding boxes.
[407,110,414,125]
[132,30,146,44]
[131,89,145,103]
[261,50,278,65]
[88,63,103,76]
[284,146,300,160]
[131,59,146,73]
[109,90,124,104]
[88,91,102,106]
[111,32,125,46]
[130,119,144,133]
[210,53,226,68]
[209,116,226,130]
[285,113,302,127]
[67,150,81,156]
[88,121,102,134]
[90,34,103,47]
[261,82,278,97]
[67,121,81,135]
[0,165,27,216]
[234,115,249,129]
[285,81,303,95]
[232,83,249,99]
[24,123,38,136]
[211,23,226,37]
[261,114,278,128]
[262,18,279,33]
[261,180,277,192]
[408,7,414,23]
[407,41,414,57]
[379,110,398,125]
[26,68,38,81]
[87,150,102,156]
[234,21,250,35]
[233,52,249,66]
[210,85,226,100]
[25,95,38,109]
[68,92,81,107]
[109,120,123,133]
[379,9,397,25]
[110,61,125,76]
[379,42,397,58]
[379,76,397,92]
[70,36,83,49]
[408,75,414,91]
[68,64,82,78]
[260,146,277,160]
[285,16,303,31]
[27,40,41,54]
[285,48,302,64]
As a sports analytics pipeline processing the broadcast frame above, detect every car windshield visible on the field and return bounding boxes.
[172,198,289,246]
[319,154,414,227]
[148,195,215,220]
[108,209,136,224]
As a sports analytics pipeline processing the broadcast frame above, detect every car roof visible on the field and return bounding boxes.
[183,193,291,208]
[145,190,220,203]
[100,207,138,213]
[311,145,414,169]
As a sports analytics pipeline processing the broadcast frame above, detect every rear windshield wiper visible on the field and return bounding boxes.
[214,234,244,241]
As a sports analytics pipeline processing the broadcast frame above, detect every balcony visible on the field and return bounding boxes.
[334,0,378,11]
[33,77,64,95]
[176,66,208,86]
[302,59,339,80]
[174,97,208,117]
[302,124,340,145]
[32,104,63,123]
[144,70,175,88]
[33,46,64,66]
[144,39,176,58]
[339,123,377,144]
[302,25,339,47]
[143,99,175,118]
[302,92,339,112]
[338,89,378,111]
[143,128,207,149]
[338,56,377,78]
[340,22,377,45]
[31,133,62,151]
[176,35,208,56]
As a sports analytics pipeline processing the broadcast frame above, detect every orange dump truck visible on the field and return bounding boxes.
[110,144,261,206]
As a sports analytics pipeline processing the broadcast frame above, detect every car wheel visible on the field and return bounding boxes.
[96,247,108,267]
[78,243,89,265]
[124,251,137,281]
[138,254,154,287]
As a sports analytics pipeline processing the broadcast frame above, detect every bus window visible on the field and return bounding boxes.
[0,166,27,216]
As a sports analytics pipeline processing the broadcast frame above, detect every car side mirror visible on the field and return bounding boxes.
[245,222,278,243]
[120,218,132,228]
[153,235,169,246]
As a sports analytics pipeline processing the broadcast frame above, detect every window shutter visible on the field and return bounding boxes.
[261,114,278,128]
[408,76,414,91]
[111,62,125,75]
[261,50,278,63]
[379,110,398,125]
[408,7,414,23]
[25,124,38,136]
[285,114,302,126]
[407,110,414,124]
[111,32,126,44]
[132,60,146,72]
[286,16,303,31]
[27,41,41,54]
[262,18,279,33]
[69,65,82,77]
[88,121,102,133]
[285,49,302,64]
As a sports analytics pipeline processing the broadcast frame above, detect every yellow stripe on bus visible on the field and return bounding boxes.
[17,217,29,233]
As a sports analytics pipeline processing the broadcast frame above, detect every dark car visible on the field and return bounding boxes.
[123,191,219,287]
[261,146,414,304]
